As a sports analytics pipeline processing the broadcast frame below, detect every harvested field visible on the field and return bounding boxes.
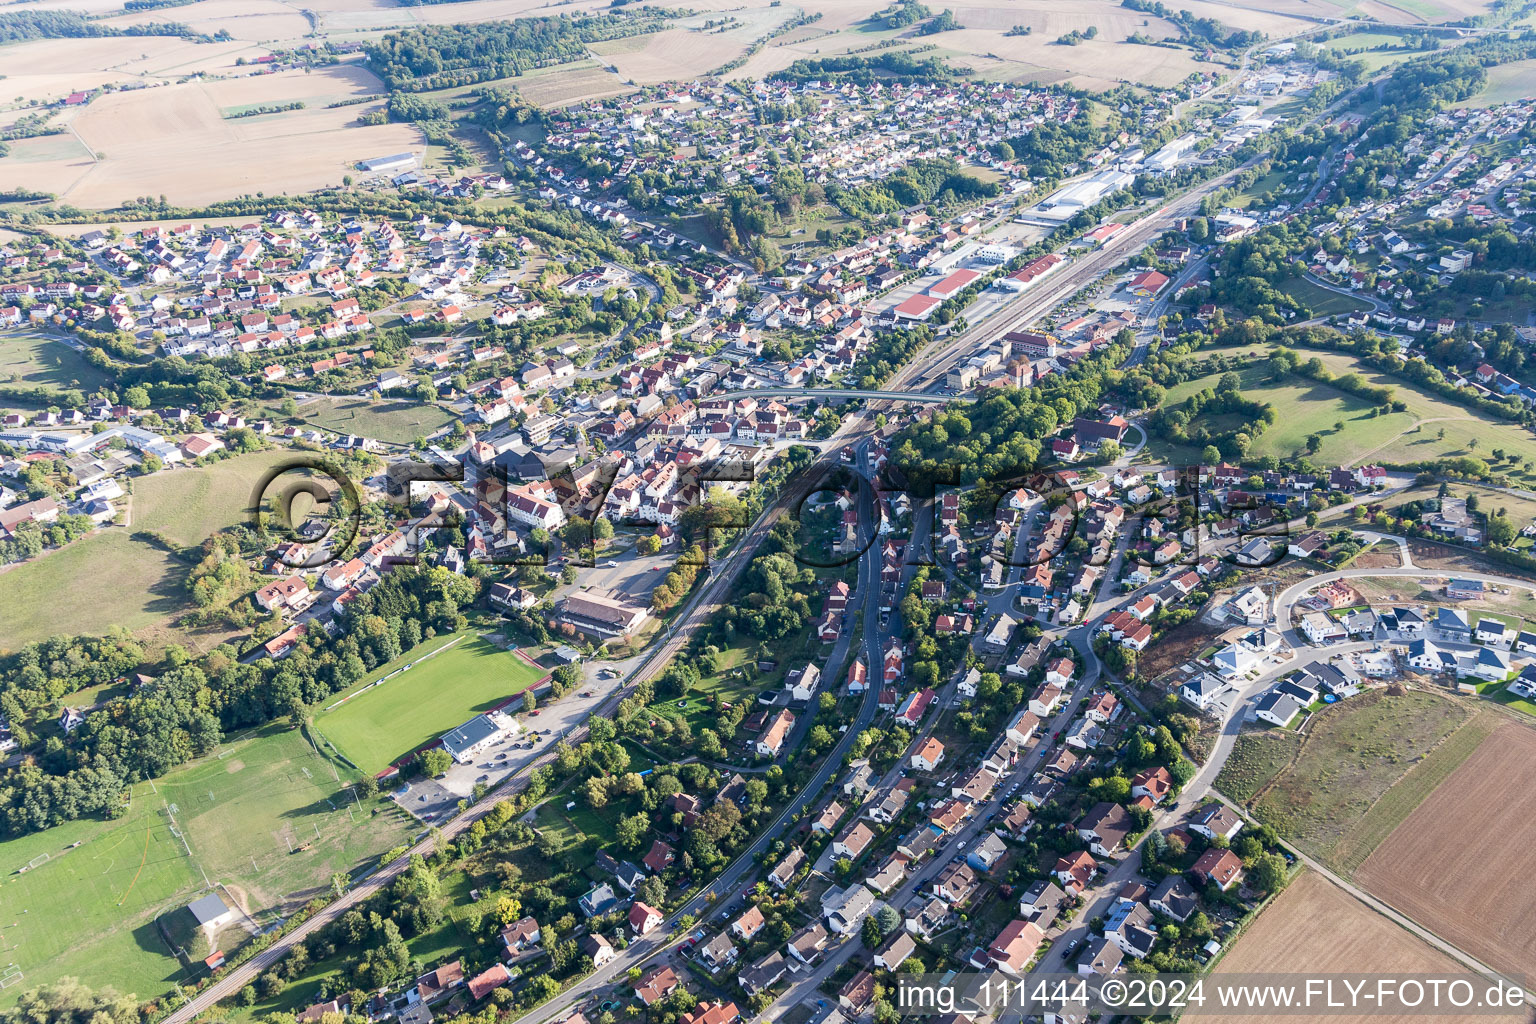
[0,36,264,108]
[1354,721,1536,981]
[315,0,607,34]
[28,66,418,209]
[592,27,746,80]
[1208,872,1526,1024]
[509,62,635,108]
[104,0,313,42]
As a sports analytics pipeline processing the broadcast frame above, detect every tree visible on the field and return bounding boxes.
[638,874,666,907]
[616,811,649,850]
[1248,851,1287,893]
[331,872,349,897]
[493,894,523,925]
[417,748,453,777]
[861,914,885,949]
[523,690,537,713]
[1487,513,1516,546]
[1201,445,1221,465]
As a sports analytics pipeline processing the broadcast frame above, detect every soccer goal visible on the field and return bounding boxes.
[0,965,23,990]
[26,853,49,870]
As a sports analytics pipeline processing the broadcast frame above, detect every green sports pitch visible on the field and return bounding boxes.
[313,632,547,774]
[0,725,413,1007]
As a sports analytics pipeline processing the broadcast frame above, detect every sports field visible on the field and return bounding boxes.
[0,724,412,1007]
[314,632,546,774]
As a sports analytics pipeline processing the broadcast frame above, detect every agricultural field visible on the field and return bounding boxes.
[0,36,264,110]
[1214,690,1472,864]
[285,395,454,445]
[1318,32,1442,71]
[0,332,111,400]
[1207,872,1524,1024]
[3,66,420,209]
[1353,720,1536,980]
[1454,57,1536,107]
[504,62,634,109]
[131,449,295,548]
[313,631,547,774]
[0,724,413,1008]
[1157,347,1536,468]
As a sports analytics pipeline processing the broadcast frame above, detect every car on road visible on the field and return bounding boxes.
[530,709,541,716]
[1062,937,1083,956]
[603,560,619,568]
[477,774,489,782]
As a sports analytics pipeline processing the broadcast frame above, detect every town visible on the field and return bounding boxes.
[2,9,1536,1024]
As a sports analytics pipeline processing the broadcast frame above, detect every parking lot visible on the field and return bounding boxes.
[390,667,627,823]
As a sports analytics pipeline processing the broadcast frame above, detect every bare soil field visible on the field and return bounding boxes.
[1140,617,1223,679]
[1209,872,1528,1024]
[1348,544,1404,569]
[1354,721,1536,981]
[28,66,418,208]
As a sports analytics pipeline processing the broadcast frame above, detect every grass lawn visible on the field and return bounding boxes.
[0,331,111,397]
[0,724,413,1008]
[132,450,295,548]
[314,632,546,773]
[1217,690,1469,863]
[0,531,189,649]
[1157,346,1536,467]
[1278,277,1372,317]
[285,396,454,445]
